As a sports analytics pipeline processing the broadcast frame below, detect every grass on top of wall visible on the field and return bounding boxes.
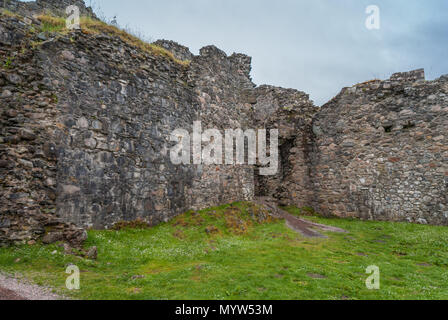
[37,14,66,32]
[1,202,448,300]
[35,15,190,66]
[0,8,21,19]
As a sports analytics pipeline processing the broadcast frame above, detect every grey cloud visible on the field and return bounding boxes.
[92,0,448,105]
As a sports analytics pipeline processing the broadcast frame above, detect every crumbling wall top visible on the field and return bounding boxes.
[389,68,425,82]
[1,0,95,18]
[152,39,194,62]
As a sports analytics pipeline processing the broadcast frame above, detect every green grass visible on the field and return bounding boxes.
[35,15,190,66]
[3,56,13,69]
[37,15,66,33]
[0,8,21,19]
[0,202,447,300]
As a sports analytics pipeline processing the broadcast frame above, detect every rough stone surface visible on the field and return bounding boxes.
[0,1,95,246]
[86,246,97,260]
[252,85,317,207]
[1,1,447,248]
[0,0,95,18]
[310,70,448,225]
[152,40,194,62]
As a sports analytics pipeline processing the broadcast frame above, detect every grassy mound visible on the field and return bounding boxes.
[0,202,447,300]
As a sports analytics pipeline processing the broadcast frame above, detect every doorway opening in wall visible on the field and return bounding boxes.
[254,137,295,200]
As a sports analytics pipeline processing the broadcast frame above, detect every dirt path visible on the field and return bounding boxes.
[256,197,347,238]
[0,273,64,300]
[0,286,26,300]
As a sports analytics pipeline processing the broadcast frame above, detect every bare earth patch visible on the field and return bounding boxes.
[0,273,65,300]
[256,197,347,238]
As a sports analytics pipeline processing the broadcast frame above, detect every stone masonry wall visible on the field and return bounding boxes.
[252,85,316,207]
[0,8,87,246]
[311,70,448,225]
[43,31,198,229]
[0,0,95,17]
[187,46,256,210]
[38,34,262,229]
[1,1,267,236]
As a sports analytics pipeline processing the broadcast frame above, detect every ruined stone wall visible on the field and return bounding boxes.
[0,1,265,235]
[186,46,256,210]
[37,35,261,229]
[311,70,448,225]
[254,69,448,226]
[1,1,448,248]
[0,10,86,246]
[252,85,316,207]
[152,40,194,62]
[43,33,200,229]
[1,0,95,18]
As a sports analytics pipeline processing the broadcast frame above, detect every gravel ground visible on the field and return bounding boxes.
[0,273,66,300]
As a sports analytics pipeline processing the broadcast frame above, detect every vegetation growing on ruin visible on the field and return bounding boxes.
[0,8,21,19]
[35,14,190,66]
[0,202,447,300]
[37,14,66,33]
[282,205,320,217]
[2,56,14,69]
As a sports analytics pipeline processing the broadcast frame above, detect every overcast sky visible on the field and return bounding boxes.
[85,0,448,105]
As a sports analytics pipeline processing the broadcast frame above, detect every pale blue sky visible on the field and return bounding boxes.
[72,1,448,104]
